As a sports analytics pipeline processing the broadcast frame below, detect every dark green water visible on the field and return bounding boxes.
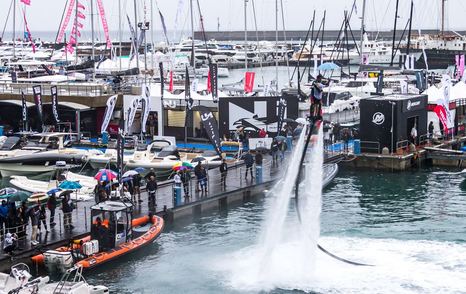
[85,168,466,293]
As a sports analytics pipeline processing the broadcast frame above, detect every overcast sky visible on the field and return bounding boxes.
[1,0,466,41]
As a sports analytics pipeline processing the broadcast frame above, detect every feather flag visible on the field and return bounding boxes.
[23,11,36,53]
[158,9,170,45]
[21,0,31,5]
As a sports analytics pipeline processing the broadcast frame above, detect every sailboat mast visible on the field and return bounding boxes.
[118,0,122,71]
[91,0,95,80]
[441,0,446,36]
[75,0,78,64]
[406,0,414,57]
[390,0,399,66]
[150,0,154,71]
[275,0,278,90]
[12,0,15,59]
[359,0,366,64]
[190,0,195,69]
[133,0,140,71]
[244,0,248,70]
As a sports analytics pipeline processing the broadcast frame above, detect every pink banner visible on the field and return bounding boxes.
[57,0,76,43]
[434,105,448,130]
[460,55,465,79]
[20,0,31,5]
[66,1,86,54]
[96,0,112,48]
[244,72,256,93]
[23,11,36,53]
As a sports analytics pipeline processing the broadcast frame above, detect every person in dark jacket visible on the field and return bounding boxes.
[132,173,142,203]
[29,206,40,245]
[180,170,191,201]
[47,193,58,227]
[62,194,74,230]
[428,121,434,139]
[146,176,158,211]
[38,205,47,234]
[0,200,7,236]
[219,159,228,189]
[199,165,208,194]
[243,151,254,179]
[194,163,203,192]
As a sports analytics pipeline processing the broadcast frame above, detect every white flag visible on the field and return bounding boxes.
[125,97,141,134]
[101,95,117,134]
[140,85,151,133]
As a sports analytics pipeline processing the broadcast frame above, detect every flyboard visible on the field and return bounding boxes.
[294,117,373,267]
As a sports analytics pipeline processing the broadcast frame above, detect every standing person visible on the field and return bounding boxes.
[439,121,444,138]
[271,139,279,166]
[132,173,142,203]
[279,141,286,162]
[310,74,326,120]
[428,121,434,140]
[0,200,7,236]
[180,170,191,201]
[255,152,263,183]
[286,125,293,151]
[199,165,208,194]
[219,159,228,189]
[410,124,418,145]
[19,202,28,239]
[341,128,350,153]
[146,176,158,211]
[62,194,74,230]
[243,151,254,180]
[173,171,182,206]
[148,114,156,138]
[194,162,203,192]
[38,205,48,234]
[29,206,40,246]
[47,193,58,228]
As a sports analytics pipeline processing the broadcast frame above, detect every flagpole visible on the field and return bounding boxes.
[91,0,95,81]
[150,0,154,72]
[118,0,122,71]
[133,0,140,73]
[75,0,78,65]
[12,0,15,59]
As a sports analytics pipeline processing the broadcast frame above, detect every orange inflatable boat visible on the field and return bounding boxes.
[32,200,164,272]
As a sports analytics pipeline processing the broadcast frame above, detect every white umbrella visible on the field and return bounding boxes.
[296,117,308,125]
[122,170,139,178]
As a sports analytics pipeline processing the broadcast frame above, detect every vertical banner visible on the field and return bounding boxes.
[194,105,222,155]
[400,80,408,94]
[125,97,140,134]
[21,0,31,4]
[191,79,199,93]
[168,71,174,92]
[415,71,427,92]
[141,84,151,133]
[440,75,454,129]
[116,123,125,181]
[209,63,218,102]
[185,66,193,129]
[101,95,117,133]
[434,105,448,131]
[23,11,36,53]
[51,86,60,125]
[159,62,164,95]
[376,70,384,93]
[96,0,112,48]
[32,85,43,130]
[276,97,287,135]
[21,90,28,128]
[185,66,191,101]
[244,71,255,93]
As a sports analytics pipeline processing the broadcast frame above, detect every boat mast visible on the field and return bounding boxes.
[118,0,122,71]
[275,0,278,90]
[75,0,79,64]
[150,0,154,72]
[359,0,366,64]
[12,0,15,59]
[406,0,414,57]
[244,0,248,70]
[91,0,95,80]
[441,0,446,36]
[390,0,399,66]
[133,0,140,72]
[190,0,195,69]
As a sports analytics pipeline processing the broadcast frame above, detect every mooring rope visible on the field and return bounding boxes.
[294,118,373,267]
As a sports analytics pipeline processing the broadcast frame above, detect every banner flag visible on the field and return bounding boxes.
[244,72,255,93]
[51,86,60,124]
[32,85,43,130]
[101,95,118,134]
[141,85,151,133]
[209,63,218,102]
[194,105,222,155]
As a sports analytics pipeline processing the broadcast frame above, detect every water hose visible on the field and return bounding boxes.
[294,117,373,267]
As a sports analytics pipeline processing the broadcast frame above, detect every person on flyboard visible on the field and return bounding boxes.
[310,74,328,122]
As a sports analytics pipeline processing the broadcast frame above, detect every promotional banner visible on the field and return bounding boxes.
[127,15,138,60]
[169,71,174,92]
[158,9,170,44]
[21,0,31,5]
[185,66,193,110]
[101,95,117,134]
[141,84,151,133]
[51,86,60,124]
[276,97,287,135]
[244,72,255,93]
[125,97,141,134]
[32,85,43,127]
[456,54,465,80]
[159,62,164,95]
[376,70,384,93]
[96,0,112,49]
[440,75,454,129]
[66,1,86,54]
[57,0,76,43]
[21,90,28,124]
[434,105,448,130]
[194,105,222,155]
[415,71,427,92]
[209,63,218,102]
[191,79,199,93]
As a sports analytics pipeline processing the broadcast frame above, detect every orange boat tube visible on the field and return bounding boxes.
[32,215,164,269]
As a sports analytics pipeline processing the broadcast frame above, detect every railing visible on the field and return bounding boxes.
[396,140,409,154]
[0,81,109,97]
[419,133,429,146]
[360,141,381,154]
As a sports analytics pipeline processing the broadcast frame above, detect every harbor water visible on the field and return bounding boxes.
[85,167,466,293]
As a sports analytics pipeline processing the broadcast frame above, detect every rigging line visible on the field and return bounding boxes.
[1,0,14,40]
[375,0,393,41]
[294,118,374,267]
[196,0,211,65]
[251,0,265,89]
[290,13,313,81]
